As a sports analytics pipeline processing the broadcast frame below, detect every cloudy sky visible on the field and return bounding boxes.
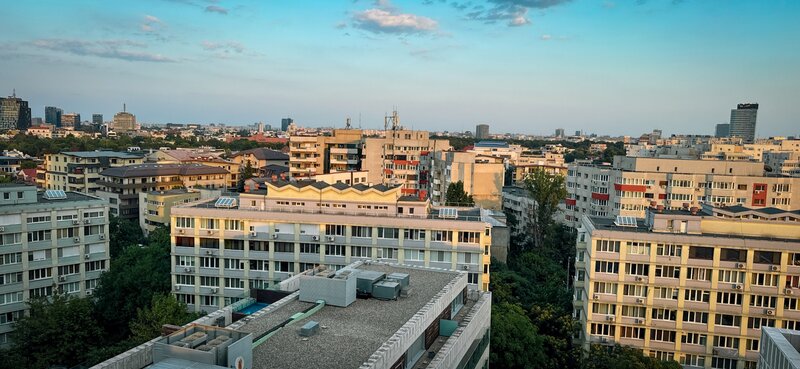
[1,0,799,137]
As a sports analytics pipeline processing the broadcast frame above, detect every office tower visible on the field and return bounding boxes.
[0,94,31,130]
[113,105,136,132]
[575,204,800,369]
[555,128,565,138]
[562,157,800,226]
[45,106,63,127]
[730,103,758,144]
[92,114,103,125]
[281,118,293,132]
[31,118,43,126]
[576,130,582,136]
[43,151,145,193]
[715,123,730,138]
[0,185,110,345]
[475,124,490,140]
[61,113,80,128]
[170,181,495,311]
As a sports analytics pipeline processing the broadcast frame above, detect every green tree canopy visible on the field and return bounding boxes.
[129,294,201,344]
[522,168,567,252]
[445,181,474,206]
[490,303,546,369]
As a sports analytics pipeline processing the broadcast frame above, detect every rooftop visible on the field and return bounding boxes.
[147,188,199,196]
[59,150,143,159]
[473,141,509,148]
[237,263,462,369]
[100,163,229,178]
[232,148,289,161]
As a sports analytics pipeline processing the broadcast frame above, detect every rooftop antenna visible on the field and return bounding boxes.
[123,103,126,113]
[345,116,351,130]
[12,88,16,98]
[358,112,362,129]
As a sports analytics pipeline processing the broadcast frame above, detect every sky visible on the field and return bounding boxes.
[1,0,799,137]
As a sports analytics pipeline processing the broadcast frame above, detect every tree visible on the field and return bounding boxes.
[108,216,145,258]
[129,294,200,344]
[94,227,172,342]
[490,303,546,369]
[581,344,682,369]
[6,293,102,369]
[522,168,567,252]
[445,181,474,206]
[237,159,255,192]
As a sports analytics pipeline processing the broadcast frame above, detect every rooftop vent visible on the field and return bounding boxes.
[44,189,67,200]
[438,208,458,219]
[614,215,637,227]
[214,197,237,208]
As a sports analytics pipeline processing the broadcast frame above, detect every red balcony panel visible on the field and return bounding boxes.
[752,183,768,207]
[614,183,647,192]
[658,194,667,199]
[401,188,418,195]
[591,192,610,201]
[565,198,577,206]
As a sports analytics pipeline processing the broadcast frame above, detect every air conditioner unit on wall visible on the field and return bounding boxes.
[771,265,780,271]
[272,234,279,239]
[766,309,775,316]
[736,263,745,269]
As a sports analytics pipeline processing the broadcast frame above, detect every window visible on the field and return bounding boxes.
[176,217,194,228]
[788,275,800,289]
[682,332,707,346]
[83,225,102,235]
[299,243,319,254]
[654,265,680,279]
[201,295,218,307]
[200,276,219,287]
[224,239,244,251]
[27,230,51,242]
[0,310,21,326]
[595,240,620,253]
[653,287,678,300]
[590,323,614,337]
[683,310,709,324]
[0,233,21,246]
[56,227,79,239]
[627,242,650,255]
[0,272,23,286]
[684,289,710,303]
[224,258,244,270]
[225,278,244,289]
[249,260,269,271]
[620,305,645,318]
[57,264,80,276]
[377,248,398,259]
[623,284,647,298]
[459,252,479,264]
[274,242,294,253]
[656,244,681,257]
[458,231,480,244]
[404,249,424,261]
[754,250,780,265]
[351,246,371,258]
[377,227,399,239]
[1,292,23,306]
[746,339,760,352]
[625,263,649,276]
[250,241,268,252]
[83,211,104,218]
[431,230,452,242]
[199,257,219,269]
[85,260,106,272]
[650,329,676,343]
[593,282,617,294]
[720,248,746,262]
[784,320,800,330]
[27,215,51,224]
[175,274,195,285]
[718,270,745,283]
[351,226,372,238]
[651,308,676,321]
[430,250,451,263]
[688,246,713,260]
[620,326,645,339]
[750,295,776,308]
[29,267,52,280]
[0,253,22,266]
[595,261,619,274]
[686,267,712,281]
[199,238,218,249]
[325,245,346,256]
[714,314,741,328]
[325,224,346,236]
[713,335,740,348]
[592,303,616,314]
[716,292,743,306]
[200,218,218,230]
[467,273,479,284]
[747,317,775,330]
[404,229,425,240]
[682,355,705,368]
[224,220,243,231]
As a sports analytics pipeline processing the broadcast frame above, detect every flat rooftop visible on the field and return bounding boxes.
[237,264,460,369]
[60,151,143,159]
[590,216,798,243]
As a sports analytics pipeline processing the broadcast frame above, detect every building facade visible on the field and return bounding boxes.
[45,106,62,127]
[428,151,505,210]
[169,181,494,311]
[44,151,145,193]
[716,124,730,138]
[575,205,800,369]
[475,124,490,140]
[729,103,758,144]
[0,95,31,131]
[0,185,109,346]
[113,110,136,133]
[288,129,363,178]
[139,189,202,235]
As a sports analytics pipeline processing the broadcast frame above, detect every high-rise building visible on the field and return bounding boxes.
[0,185,110,345]
[475,124,490,140]
[113,105,136,132]
[575,204,800,369]
[0,94,31,130]
[92,114,103,125]
[45,106,63,127]
[170,181,495,310]
[729,103,758,144]
[281,117,293,132]
[555,128,565,138]
[715,123,730,138]
[61,113,80,128]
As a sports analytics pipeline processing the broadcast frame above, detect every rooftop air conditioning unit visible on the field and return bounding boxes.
[84,219,91,224]
[73,237,80,243]
[85,254,90,259]
[736,263,745,269]
[605,315,615,322]
[771,265,780,271]
[72,220,80,225]
[593,294,599,300]
[734,284,743,290]
[785,288,794,295]
[636,298,645,304]
[312,236,319,241]
[766,309,775,316]
[58,276,66,282]
[272,234,279,239]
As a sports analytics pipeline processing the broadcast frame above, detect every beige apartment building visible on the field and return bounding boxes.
[138,189,202,235]
[288,129,363,178]
[575,204,800,369]
[564,157,800,226]
[43,151,145,193]
[169,181,494,311]
[702,139,800,162]
[428,151,505,210]
[764,151,800,177]
[362,129,450,196]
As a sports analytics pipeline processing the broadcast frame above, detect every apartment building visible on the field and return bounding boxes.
[44,151,145,193]
[702,139,800,162]
[149,149,241,188]
[229,148,288,170]
[574,204,800,369]
[765,152,800,177]
[96,163,230,220]
[563,157,800,226]
[428,151,505,210]
[288,129,362,178]
[169,180,494,312]
[138,189,202,235]
[0,185,109,346]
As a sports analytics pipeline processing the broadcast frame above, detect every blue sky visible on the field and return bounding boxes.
[1,0,799,137]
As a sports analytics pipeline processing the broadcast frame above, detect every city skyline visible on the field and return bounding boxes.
[1,1,799,136]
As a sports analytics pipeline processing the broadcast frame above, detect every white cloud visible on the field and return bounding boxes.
[352,8,438,34]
